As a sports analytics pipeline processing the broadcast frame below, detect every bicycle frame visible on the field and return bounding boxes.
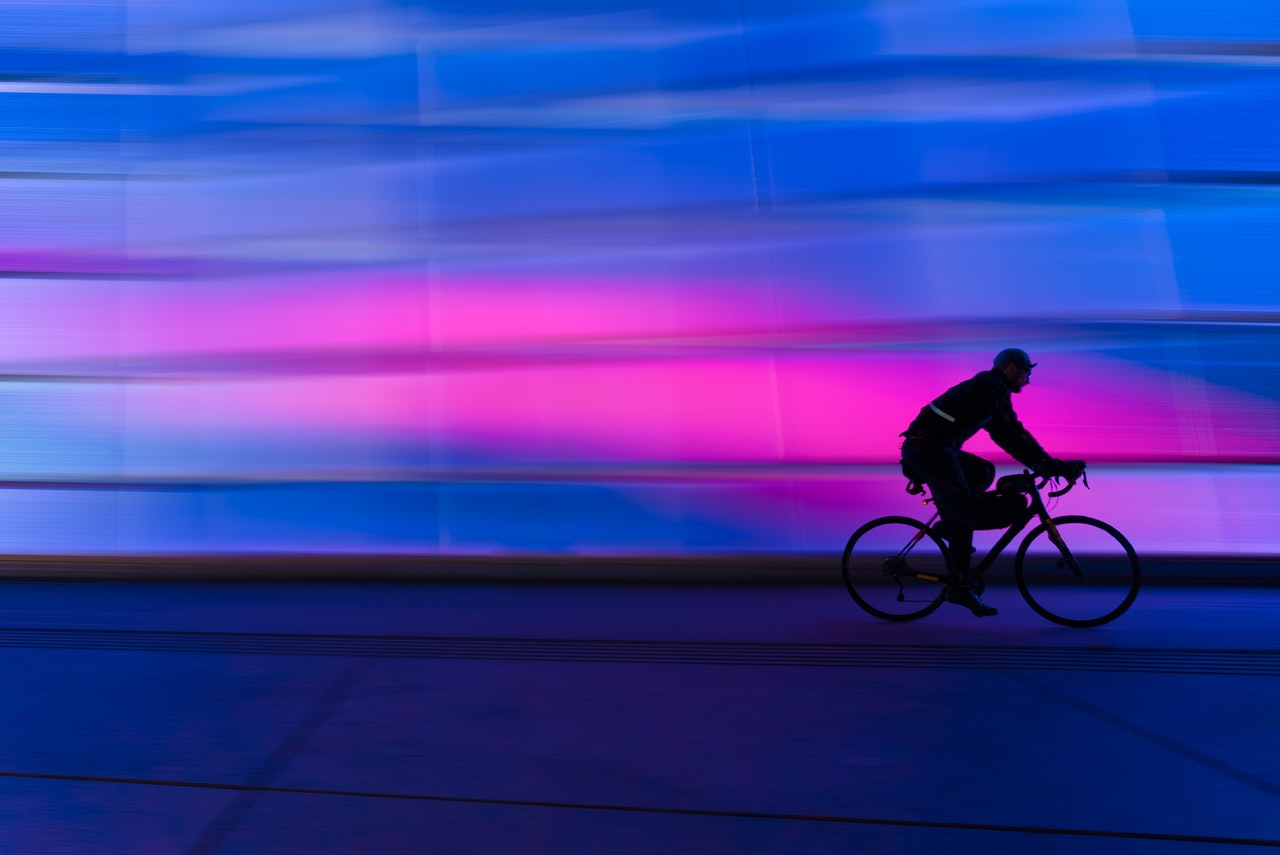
[844,467,1139,626]
[921,474,1083,579]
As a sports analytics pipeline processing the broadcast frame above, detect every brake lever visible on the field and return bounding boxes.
[1047,475,1072,498]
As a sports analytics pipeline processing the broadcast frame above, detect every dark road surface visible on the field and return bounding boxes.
[0,577,1275,853]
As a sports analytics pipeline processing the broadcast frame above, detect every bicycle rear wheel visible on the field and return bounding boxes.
[842,516,949,622]
[1014,515,1140,628]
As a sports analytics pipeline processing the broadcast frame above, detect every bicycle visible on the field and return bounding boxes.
[841,468,1140,628]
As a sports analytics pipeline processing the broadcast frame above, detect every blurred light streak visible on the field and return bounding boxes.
[0,0,1277,561]
[0,466,1271,558]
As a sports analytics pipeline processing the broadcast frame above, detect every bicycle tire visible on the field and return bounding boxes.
[1014,515,1140,628]
[842,516,949,622]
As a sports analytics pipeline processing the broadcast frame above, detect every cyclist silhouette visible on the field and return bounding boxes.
[899,348,1084,617]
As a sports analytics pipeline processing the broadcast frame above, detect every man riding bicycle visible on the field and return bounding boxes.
[900,348,1084,617]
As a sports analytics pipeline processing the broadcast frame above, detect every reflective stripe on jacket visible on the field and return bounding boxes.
[902,368,1049,467]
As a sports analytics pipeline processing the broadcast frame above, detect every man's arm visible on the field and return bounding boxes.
[987,396,1084,479]
[985,392,1051,468]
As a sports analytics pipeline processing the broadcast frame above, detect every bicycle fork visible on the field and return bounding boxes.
[1042,518,1084,578]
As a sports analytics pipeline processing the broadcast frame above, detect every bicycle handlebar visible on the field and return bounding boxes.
[1046,477,1073,498]
[1036,467,1088,498]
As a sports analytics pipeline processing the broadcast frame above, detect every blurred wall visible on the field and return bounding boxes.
[1,0,1277,557]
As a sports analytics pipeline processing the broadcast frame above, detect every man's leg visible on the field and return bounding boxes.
[955,451,998,593]
[958,451,995,493]
[899,444,997,617]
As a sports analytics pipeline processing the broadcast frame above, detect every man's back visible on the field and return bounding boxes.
[904,369,1007,447]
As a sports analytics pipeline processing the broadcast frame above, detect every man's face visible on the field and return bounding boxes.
[1002,362,1031,392]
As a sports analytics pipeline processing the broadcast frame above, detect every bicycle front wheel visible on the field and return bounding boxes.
[842,516,949,622]
[1014,515,1140,628]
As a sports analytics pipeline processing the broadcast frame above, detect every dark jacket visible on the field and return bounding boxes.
[902,369,1050,467]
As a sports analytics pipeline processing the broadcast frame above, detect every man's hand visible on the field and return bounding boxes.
[1039,458,1086,481]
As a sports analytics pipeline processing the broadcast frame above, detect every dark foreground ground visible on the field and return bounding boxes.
[0,574,1275,854]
